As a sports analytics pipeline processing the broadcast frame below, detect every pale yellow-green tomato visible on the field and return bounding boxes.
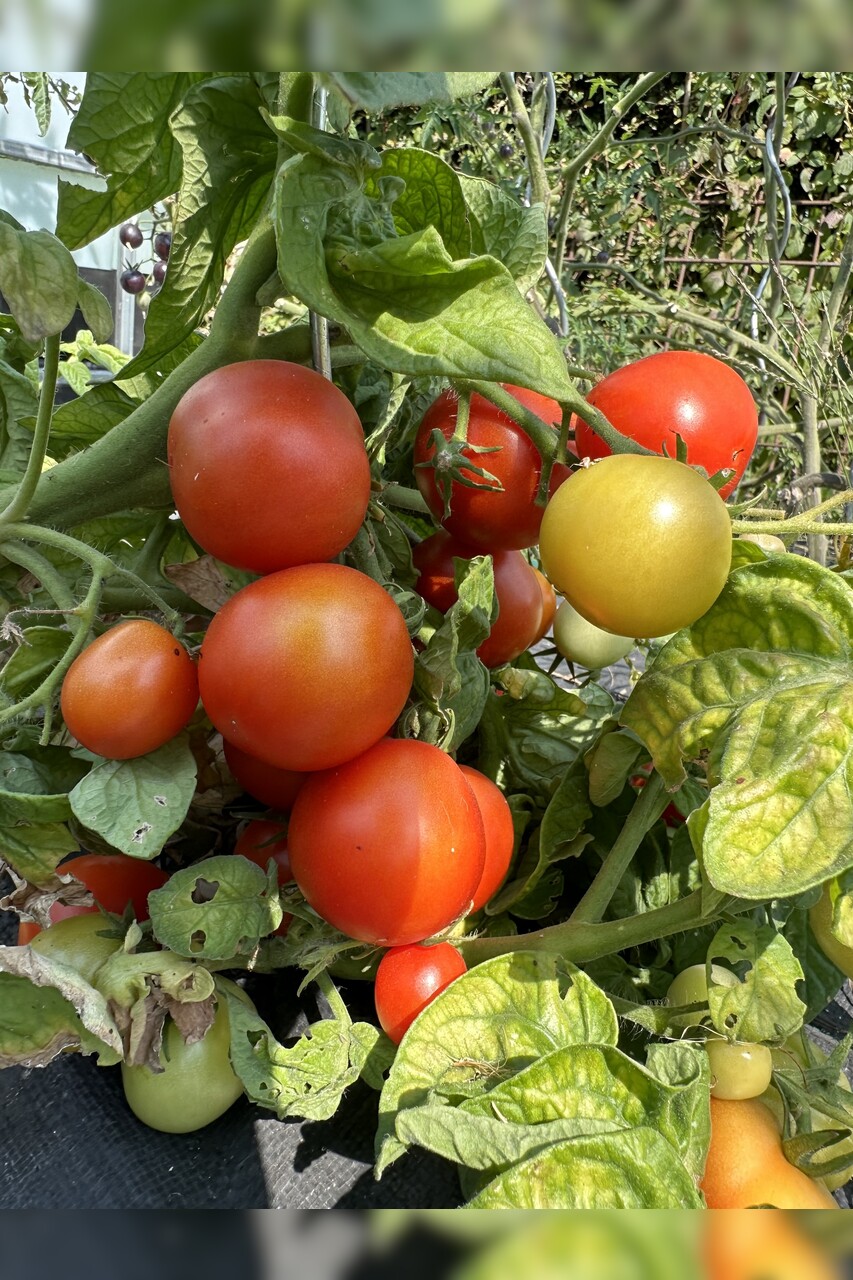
[809,885,853,980]
[552,599,634,670]
[666,962,739,1009]
[706,1039,773,1100]
[30,914,122,985]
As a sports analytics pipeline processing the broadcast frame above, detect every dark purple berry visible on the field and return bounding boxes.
[499,142,513,159]
[120,268,147,295]
[152,260,167,286]
[153,232,171,260]
[119,222,143,249]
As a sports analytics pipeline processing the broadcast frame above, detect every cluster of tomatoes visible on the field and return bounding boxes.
[24,348,768,1135]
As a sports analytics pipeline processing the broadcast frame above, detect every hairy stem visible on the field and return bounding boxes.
[0,333,60,529]
[499,72,549,212]
[570,772,667,924]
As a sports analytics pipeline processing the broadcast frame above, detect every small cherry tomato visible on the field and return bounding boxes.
[553,599,633,669]
[374,942,467,1044]
[706,1039,773,1100]
[61,619,198,760]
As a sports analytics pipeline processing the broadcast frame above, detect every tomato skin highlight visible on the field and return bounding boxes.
[701,1097,839,1209]
[223,739,305,812]
[61,619,198,760]
[459,766,515,912]
[540,455,732,639]
[199,564,414,772]
[288,738,486,946]
[167,360,371,573]
[413,531,542,668]
[414,385,570,551]
[573,350,758,499]
[374,942,467,1044]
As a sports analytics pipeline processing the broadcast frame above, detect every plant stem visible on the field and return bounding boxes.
[0,333,60,530]
[570,772,667,924]
[1,541,74,609]
[499,73,549,212]
[552,73,668,281]
[379,484,431,514]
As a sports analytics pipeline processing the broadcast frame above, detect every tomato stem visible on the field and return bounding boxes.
[569,771,668,924]
[0,333,60,530]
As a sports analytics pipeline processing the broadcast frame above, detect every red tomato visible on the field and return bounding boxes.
[288,738,486,946]
[414,385,571,551]
[413,531,542,668]
[61,620,198,760]
[572,351,758,499]
[531,567,557,643]
[18,853,168,942]
[630,762,684,828]
[234,819,292,886]
[167,360,371,573]
[223,739,305,812]
[199,564,414,772]
[459,766,515,911]
[374,942,467,1044]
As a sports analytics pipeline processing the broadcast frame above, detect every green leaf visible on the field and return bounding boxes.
[45,381,137,457]
[479,668,615,805]
[0,820,77,884]
[320,73,498,111]
[458,172,548,291]
[24,73,51,135]
[76,280,113,345]
[367,148,471,261]
[707,921,807,1042]
[0,224,79,343]
[0,356,39,475]
[0,953,121,1066]
[467,1127,703,1208]
[120,75,277,376]
[68,735,197,860]
[56,73,208,249]
[622,557,853,898]
[0,627,72,698]
[0,747,89,824]
[375,952,614,1177]
[148,854,282,960]
[782,905,847,1020]
[586,727,644,808]
[271,119,573,401]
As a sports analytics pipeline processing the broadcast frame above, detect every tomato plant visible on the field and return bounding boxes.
[414,385,569,551]
[61,619,199,759]
[573,351,758,499]
[413,531,542,667]
[168,361,371,574]
[374,942,467,1044]
[223,739,305,812]
[539,455,732,637]
[198,564,414,771]
[288,738,486,945]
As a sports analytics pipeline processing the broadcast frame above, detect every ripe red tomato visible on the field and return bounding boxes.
[61,620,198,760]
[234,819,292,886]
[199,564,414,772]
[223,739,305,811]
[288,738,486,946]
[167,360,371,574]
[572,351,758,499]
[374,942,467,1044]
[459,766,515,911]
[18,853,168,943]
[414,385,571,551]
[413,531,542,668]
[531,567,557,643]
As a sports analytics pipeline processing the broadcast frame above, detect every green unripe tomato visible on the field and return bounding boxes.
[706,1039,773,1100]
[121,984,251,1133]
[809,885,853,980]
[739,533,787,554]
[552,599,634,669]
[30,913,122,985]
[666,962,738,1010]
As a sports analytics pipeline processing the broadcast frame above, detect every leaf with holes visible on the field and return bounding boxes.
[706,920,806,1043]
[148,855,282,960]
[68,735,197,860]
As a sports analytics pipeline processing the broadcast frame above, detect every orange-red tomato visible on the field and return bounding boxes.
[199,564,414,772]
[61,620,198,760]
[223,739,306,812]
[701,1097,839,1210]
[703,1210,841,1280]
[413,531,542,668]
[459,766,515,911]
[234,819,292,886]
[374,942,467,1044]
[531,567,557,642]
[288,738,486,946]
[414,385,570,551]
[17,853,168,943]
[572,351,758,500]
[167,360,371,573]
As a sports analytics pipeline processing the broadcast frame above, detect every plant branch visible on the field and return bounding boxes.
[570,772,667,924]
[1,541,74,610]
[552,73,668,280]
[0,333,60,530]
[499,73,549,212]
